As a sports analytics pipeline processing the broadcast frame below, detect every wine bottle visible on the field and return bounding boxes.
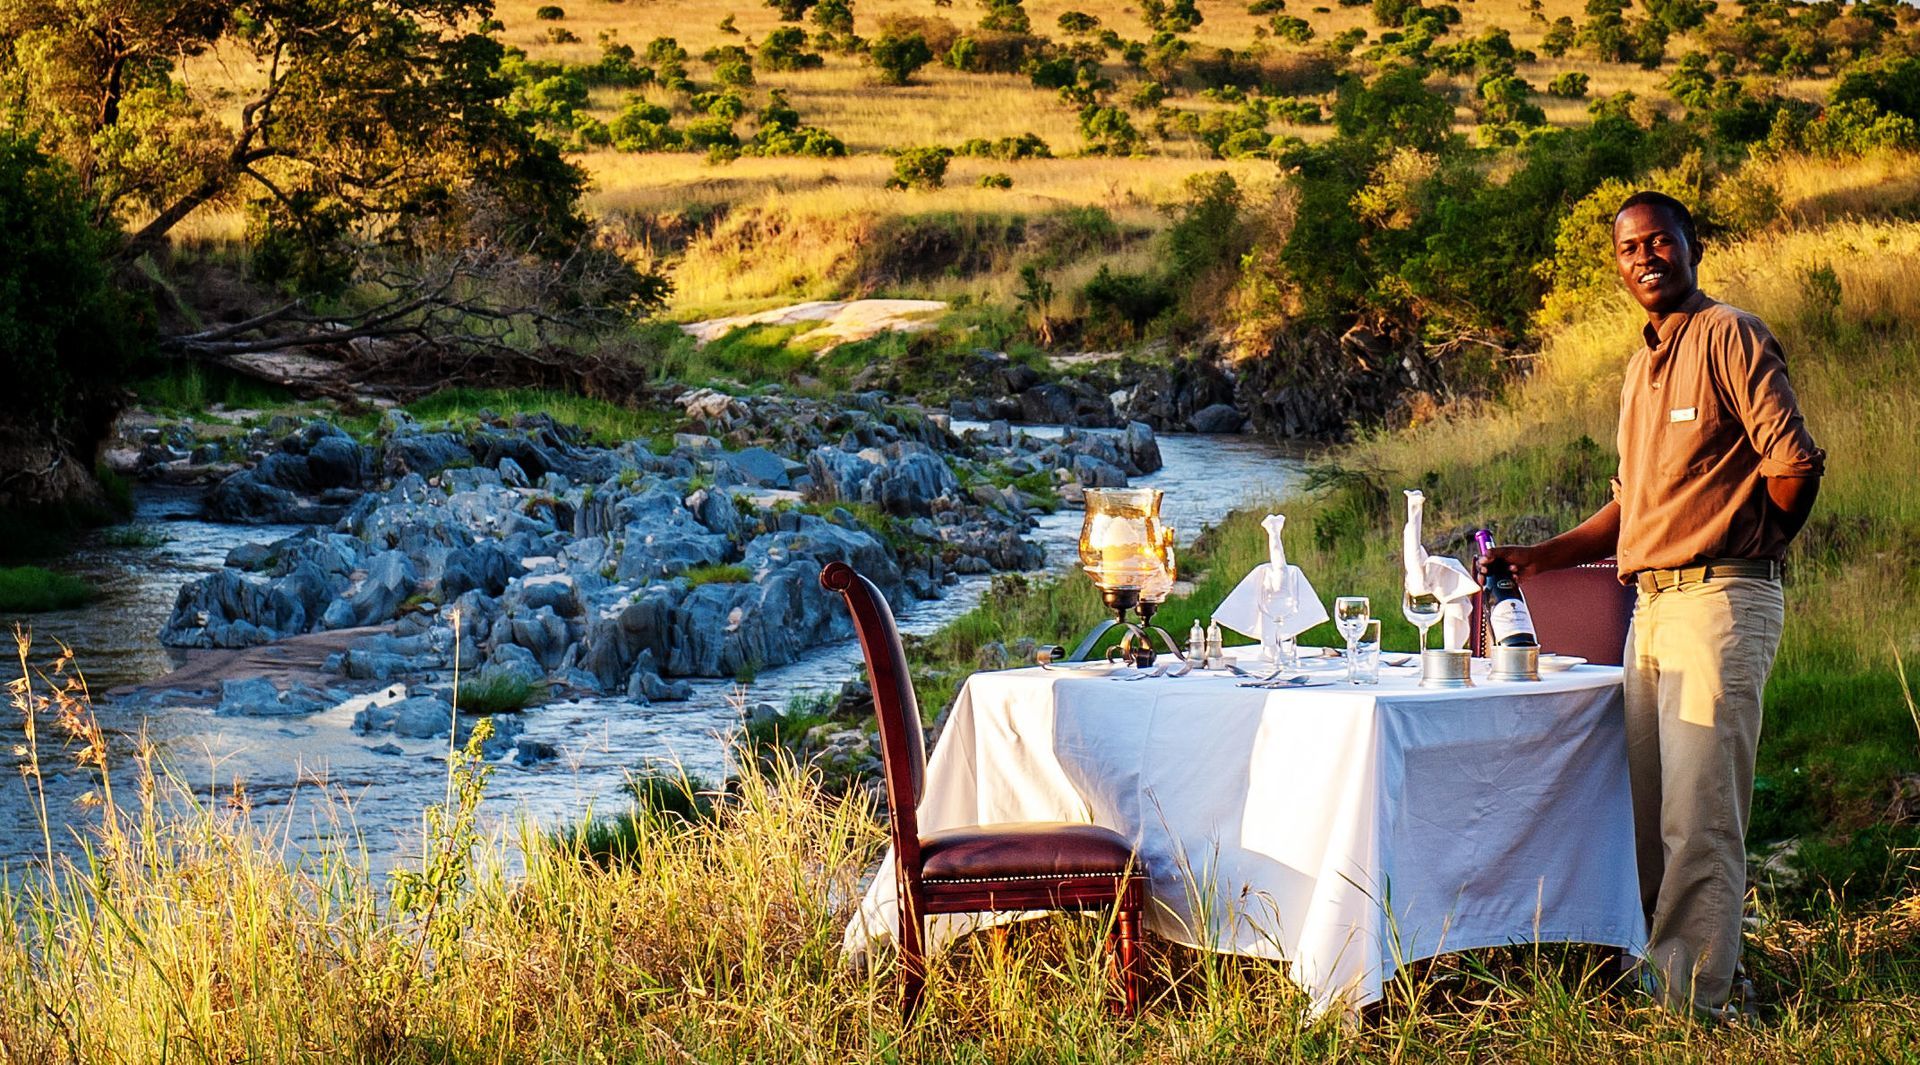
[1473,529,1538,648]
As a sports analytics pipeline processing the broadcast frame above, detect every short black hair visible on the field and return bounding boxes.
[1614,190,1698,253]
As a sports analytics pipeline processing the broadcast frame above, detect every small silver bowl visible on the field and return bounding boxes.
[1489,644,1541,682]
[1419,649,1474,689]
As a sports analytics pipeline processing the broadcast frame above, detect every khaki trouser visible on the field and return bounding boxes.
[1623,575,1785,1013]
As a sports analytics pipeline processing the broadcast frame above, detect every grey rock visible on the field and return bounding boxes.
[391,696,456,739]
[721,446,791,488]
[383,432,474,478]
[1189,403,1246,434]
[512,738,559,767]
[497,456,531,488]
[479,714,526,760]
[321,550,417,630]
[506,606,571,670]
[216,677,282,716]
[305,435,364,488]
[226,542,277,571]
[1070,453,1129,488]
[439,542,511,598]
[514,574,582,618]
[804,441,959,517]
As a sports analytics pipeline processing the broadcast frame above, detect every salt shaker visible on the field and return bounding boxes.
[1188,620,1206,662]
[1205,617,1224,669]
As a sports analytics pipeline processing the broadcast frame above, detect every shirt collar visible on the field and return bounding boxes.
[1641,289,1714,351]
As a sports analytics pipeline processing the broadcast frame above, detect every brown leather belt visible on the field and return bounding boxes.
[1634,558,1782,595]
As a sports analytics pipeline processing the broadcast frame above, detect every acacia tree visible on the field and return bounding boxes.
[0,0,588,266]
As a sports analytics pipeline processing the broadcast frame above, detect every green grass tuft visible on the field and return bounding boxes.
[452,669,544,714]
[0,567,97,613]
[682,562,751,586]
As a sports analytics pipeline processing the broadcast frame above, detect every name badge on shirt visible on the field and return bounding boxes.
[1669,407,1698,423]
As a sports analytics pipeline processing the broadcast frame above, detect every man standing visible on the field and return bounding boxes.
[1487,191,1823,1017]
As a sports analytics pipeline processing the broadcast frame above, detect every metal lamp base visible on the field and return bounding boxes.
[1068,588,1188,668]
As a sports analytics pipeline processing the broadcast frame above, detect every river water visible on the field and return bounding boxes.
[0,427,1303,865]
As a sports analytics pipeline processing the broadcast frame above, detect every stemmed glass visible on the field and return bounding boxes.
[1258,575,1299,672]
[1402,590,1443,652]
[1334,596,1371,685]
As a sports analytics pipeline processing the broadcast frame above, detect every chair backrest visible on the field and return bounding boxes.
[820,561,926,871]
[1470,559,1634,666]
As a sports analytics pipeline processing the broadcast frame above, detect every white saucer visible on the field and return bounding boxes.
[1538,654,1587,672]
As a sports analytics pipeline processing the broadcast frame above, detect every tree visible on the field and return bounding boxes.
[0,0,590,263]
[1141,0,1203,33]
[978,0,1030,34]
[766,0,818,21]
[0,134,144,450]
[886,147,951,190]
[760,26,825,69]
[868,33,934,85]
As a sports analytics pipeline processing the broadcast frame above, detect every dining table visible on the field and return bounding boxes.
[842,652,1649,1016]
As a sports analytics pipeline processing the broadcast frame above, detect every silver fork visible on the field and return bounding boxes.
[1237,674,1317,690]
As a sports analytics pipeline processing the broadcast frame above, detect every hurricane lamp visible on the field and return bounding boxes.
[1070,488,1184,668]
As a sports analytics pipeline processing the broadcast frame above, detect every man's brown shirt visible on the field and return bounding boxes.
[1611,289,1825,578]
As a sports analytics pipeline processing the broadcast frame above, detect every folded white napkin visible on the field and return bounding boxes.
[1216,514,1329,642]
[1403,490,1479,650]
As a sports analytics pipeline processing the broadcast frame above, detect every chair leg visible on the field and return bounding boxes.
[899,907,926,1024]
[1118,903,1142,1018]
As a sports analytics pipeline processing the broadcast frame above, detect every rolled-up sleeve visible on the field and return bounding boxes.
[1714,317,1825,479]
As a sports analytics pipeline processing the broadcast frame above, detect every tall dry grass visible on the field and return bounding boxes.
[3,624,1920,1061]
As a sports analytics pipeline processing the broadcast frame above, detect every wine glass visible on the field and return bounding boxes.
[1334,596,1370,685]
[1258,578,1299,673]
[1402,590,1443,652]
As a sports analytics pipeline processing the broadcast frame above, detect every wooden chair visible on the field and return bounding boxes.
[1470,559,1635,666]
[819,560,1147,1021]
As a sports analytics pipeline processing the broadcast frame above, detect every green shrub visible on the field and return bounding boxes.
[1267,98,1322,125]
[1141,0,1203,34]
[1791,99,1919,158]
[1078,104,1142,155]
[534,5,564,19]
[1831,55,1920,123]
[748,124,847,157]
[885,146,952,190]
[1270,15,1314,42]
[1166,172,1245,278]
[684,116,741,151]
[582,43,654,87]
[759,26,823,70]
[978,172,1013,189]
[766,0,818,20]
[1547,71,1590,98]
[1058,11,1100,34]
[978,0,1031,34]
[868,32,934,85]
[610,100,680,152]
[0,566,97,613]
[1083,265,1174,339]
[953,132,1052,160]
[1478,74,1546,127]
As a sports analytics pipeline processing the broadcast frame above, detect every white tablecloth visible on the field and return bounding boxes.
[844,658,1647,1015]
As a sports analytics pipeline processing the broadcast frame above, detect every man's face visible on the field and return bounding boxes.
[1612,203,1700,315]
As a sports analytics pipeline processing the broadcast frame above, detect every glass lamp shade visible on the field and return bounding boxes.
[1079,487,1175,600]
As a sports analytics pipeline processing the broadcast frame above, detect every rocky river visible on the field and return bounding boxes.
[2,391,1302,865]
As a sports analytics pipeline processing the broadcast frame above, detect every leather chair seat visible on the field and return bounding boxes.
[920,822,1135,881]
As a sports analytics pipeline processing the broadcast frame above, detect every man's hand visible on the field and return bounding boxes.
[1477,501,1623,580]
[1481,543,1547,582]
